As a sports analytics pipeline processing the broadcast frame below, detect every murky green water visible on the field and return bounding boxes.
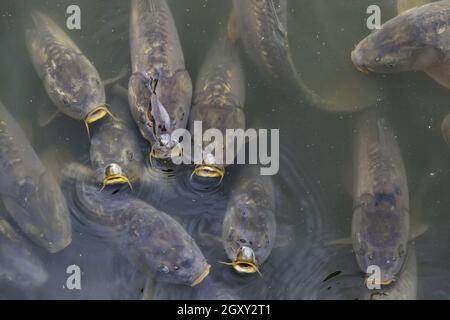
[1,0,450,299]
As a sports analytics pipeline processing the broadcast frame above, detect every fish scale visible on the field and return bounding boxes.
[252,0,288,79]
[134,0,173,77]
[197,66,236,107]
[0,121,25,178]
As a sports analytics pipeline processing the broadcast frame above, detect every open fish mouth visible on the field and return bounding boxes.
[102,174,133,191]
[191,264,211,287]
[84,105,114,138]
[220,246,261,275]
[101,163,133,190]
[192,165,225,179]
[232,260,260,274]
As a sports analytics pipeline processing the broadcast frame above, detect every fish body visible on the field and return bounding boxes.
[366,248,417,300]
[232,0,347,112]
[63,163,210,287]
[232,0,293,83]
[0,102,71,253]
[25,11,109,125]
[353,108,410,284]
[352,0,450,88]
[89,96,145,189]
[189,33,245,178]
[128,0,192,161]
[222,165,276,274]
[0,216,48,289]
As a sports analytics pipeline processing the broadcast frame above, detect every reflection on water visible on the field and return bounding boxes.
[1,0,450,299]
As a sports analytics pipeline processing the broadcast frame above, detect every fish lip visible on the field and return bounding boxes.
[365,275,396,287]
[352,59,371,75]
[191,264,211,287]
[232,260,260,274]
[102,174,133,190]
[351,48,372,74]
[231,246,260,274]
[84,105,113,124]
[192,165,225,179]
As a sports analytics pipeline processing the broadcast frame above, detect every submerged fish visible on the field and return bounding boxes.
[0,216,48,289]
[128,0,192,165]
[62,163,210,287]
[222,165,276,274]
[0,102,71,253]
[232,0,345,112]
[89,95,145,190]
[25,11,112,135]
[189,32,246,180]
[353,108,410,285]
[366,248,417,300]
[351,0,450,83]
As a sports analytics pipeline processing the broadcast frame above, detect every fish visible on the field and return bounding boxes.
[352,108,410,285]
[351,0,450,86]
[221,165,276,274]
[25,11,112,136]
[62,163,210,287]
[89,95,145,190]
[128,0,192,166]
[0,216,48,289]
[188,31,246,181]
[366,248,417,300]
[315,246,418,300]
[0,101,72,253]
[231,0,347,112]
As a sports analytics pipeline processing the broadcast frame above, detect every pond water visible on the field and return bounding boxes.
[1,0,450,299]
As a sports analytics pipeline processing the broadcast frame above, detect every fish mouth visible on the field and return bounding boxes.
[365,276,396,287]
[351,49,372,74]
[232,260,260,274]
[191,264,211,287]
[84,105,114,138]
[220,246,261,275]
[352,60,371,74]
[102,174,133,191]
[192,165,225,179]
[100,163,133,190]
[150,146,172,160]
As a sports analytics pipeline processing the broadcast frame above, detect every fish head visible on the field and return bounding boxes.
[44,52,107,123]
[352,193,409,285]
[3,172,72,253]
[90,122,142,189]
[351,18,442,74]
[151,240,211,287]
[148,71,192,161]
[128,71,191,166]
